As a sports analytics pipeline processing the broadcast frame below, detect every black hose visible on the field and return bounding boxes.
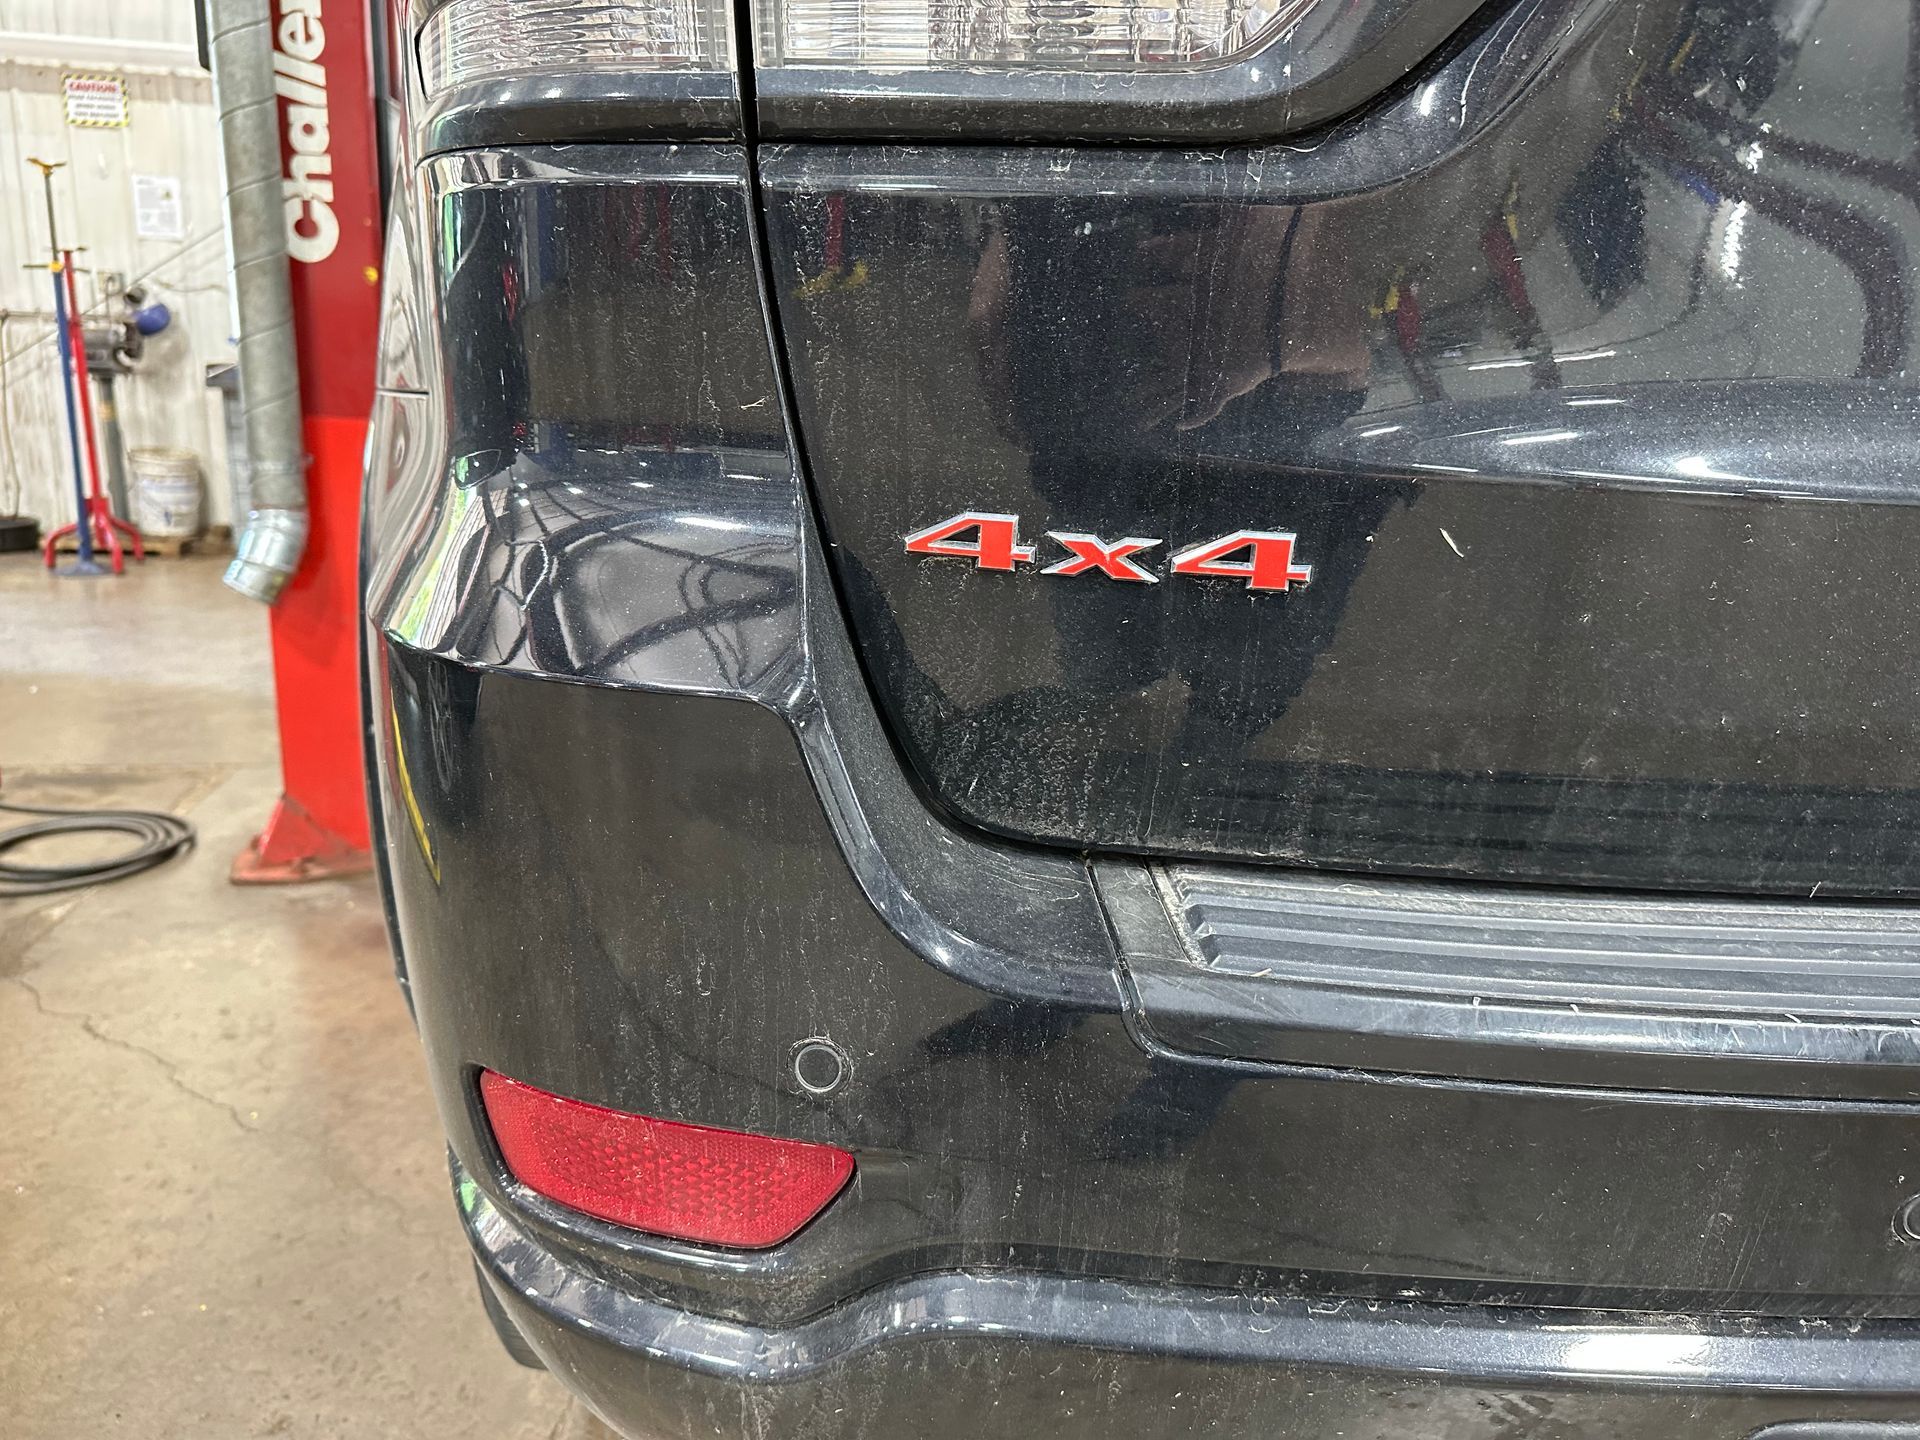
[0,799,196,896]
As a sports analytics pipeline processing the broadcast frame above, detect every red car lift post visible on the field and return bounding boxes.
[230,0,383,883]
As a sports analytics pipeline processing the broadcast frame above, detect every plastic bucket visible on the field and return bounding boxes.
[130,448,204,538]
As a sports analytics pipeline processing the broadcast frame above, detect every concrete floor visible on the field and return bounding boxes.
[0,553,607,1438]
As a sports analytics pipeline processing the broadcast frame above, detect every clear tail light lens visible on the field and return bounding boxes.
[754,0,1320,71]
[419,0,734,95]
[479,1070,855,1248]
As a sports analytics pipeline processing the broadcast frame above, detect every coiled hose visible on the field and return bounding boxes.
[0,799,196,896]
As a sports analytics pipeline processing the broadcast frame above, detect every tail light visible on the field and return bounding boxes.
[745,0,1488,141]
[479,1070,855,1248]
[409,0,739,151]
[418,0,733,93]
[753,0,1318,72]
[405,0,1487,144]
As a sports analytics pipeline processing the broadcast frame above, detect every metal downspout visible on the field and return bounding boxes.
[206,0,309,603]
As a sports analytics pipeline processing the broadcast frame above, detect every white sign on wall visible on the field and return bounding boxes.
[63,74,129,128]
[132,175,185,240]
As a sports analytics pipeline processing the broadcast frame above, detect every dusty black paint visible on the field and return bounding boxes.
[469,1171,1920,1437]
[376,638,1920,1434]
[764,0,1920,895]
[365,141,1920,1425]
[378,636,1920,1326]
[362,2,1920,1429]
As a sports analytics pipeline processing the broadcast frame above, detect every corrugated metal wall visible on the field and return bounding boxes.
[1,1,239,531]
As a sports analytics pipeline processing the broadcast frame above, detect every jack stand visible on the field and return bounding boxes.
[43,246,143,574]
[26,160,107,579]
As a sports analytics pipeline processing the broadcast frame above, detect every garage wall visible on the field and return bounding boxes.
[0,1,240,531]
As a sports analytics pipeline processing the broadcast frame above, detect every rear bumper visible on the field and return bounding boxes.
[367,140,1920,1438]
[462,1163,1920,1439]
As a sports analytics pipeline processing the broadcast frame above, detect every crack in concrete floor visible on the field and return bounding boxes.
[10,970,262,1133]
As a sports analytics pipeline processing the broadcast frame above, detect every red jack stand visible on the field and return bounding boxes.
[41,247,143,574]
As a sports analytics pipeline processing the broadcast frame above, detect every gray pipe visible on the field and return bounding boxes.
[207,0,308,604]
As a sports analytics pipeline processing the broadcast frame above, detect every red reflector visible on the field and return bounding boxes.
[478,1070,854,1248]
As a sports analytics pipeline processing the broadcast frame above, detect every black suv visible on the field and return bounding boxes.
[364,0,1920,1433]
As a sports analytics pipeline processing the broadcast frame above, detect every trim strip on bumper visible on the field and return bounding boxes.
[1100,858,1920,1101]
[460,1163,1920,1395]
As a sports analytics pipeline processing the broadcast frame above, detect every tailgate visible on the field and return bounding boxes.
[758,0,1920,896]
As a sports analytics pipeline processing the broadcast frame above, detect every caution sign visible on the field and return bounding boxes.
[63,74,129,128]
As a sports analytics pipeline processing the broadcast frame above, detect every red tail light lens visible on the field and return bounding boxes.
[479,1071,854,1249]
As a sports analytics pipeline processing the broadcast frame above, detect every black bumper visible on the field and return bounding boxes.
[462,1163,1920,1438]
[365,138,1920,1438]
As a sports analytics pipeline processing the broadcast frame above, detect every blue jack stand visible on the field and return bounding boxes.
[28,158,107,579]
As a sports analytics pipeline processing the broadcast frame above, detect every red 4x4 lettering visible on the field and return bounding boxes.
[1168,530,1313,592]
[903,513,1312,593]
[1043,532,1161,583]
[902,512,1037,571]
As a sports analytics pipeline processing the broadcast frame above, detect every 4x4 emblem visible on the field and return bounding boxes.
[903,512,1312,592]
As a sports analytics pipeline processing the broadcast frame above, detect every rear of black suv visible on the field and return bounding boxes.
[364,0,1920,1433]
